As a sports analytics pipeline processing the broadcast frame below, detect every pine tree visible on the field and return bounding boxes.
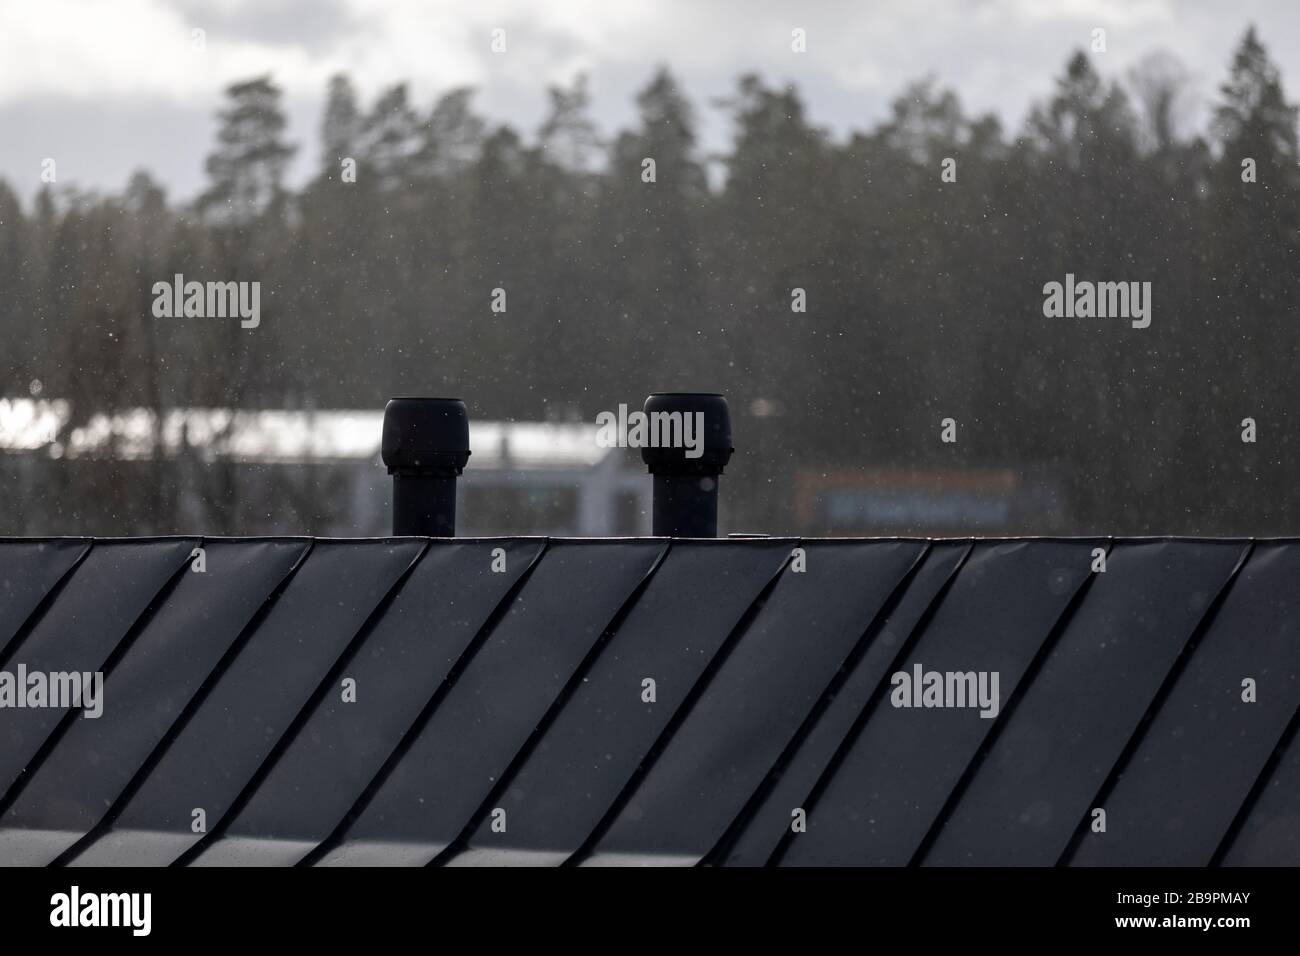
[200,76,297,223]
[1214,26,1299,166]
[596,68,708,398]
[359,83,420,193]
[1207,28,1300,527]
[538,73,603,175]
[320,73,362,181]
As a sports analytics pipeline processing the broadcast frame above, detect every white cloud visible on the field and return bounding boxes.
[0,0,1297,200]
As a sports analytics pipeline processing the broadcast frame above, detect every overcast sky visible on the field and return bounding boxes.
[2,0,1298,204]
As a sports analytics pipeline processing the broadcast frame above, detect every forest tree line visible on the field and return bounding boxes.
[1,28,1296,535]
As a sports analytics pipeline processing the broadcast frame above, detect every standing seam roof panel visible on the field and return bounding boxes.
[0,539,198,804]
[316,540,665,867]
[0,539,90,656]
[1069,542,1300,866]
[190,539,546,866]
[68,540,423,867]
[445,539,795,866]
[1221,706,1300,866]
[0,539,310,866]
[922,539,1247,866]
[780,540,1098,866]
[719,541,971,866]
[581,540,928,866]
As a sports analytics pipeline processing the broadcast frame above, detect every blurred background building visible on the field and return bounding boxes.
[0,398,652,536]
[1,397,1075,536]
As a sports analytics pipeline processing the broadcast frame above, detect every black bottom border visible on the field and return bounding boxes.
[1,866,1288,943]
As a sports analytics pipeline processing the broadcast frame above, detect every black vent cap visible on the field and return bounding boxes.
[640,392,733,476]
[381,397,471,475]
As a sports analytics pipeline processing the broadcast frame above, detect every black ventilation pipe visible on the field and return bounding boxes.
[641,392,733,537]
[381,397,470,536]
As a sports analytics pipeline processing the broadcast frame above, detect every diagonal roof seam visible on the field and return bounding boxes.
[564,540,804,867]
[431,540,674,866]
[703,540,936,867]
[50,539,316,867]
[299,538,554,867]
[0,537,202,815]
[908,537,1115,867]
[1055,540,1257,866]
[175,539,433,866]
[767,540,976,867]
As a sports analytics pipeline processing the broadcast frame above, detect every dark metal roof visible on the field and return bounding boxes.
[0,536,1295,866]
